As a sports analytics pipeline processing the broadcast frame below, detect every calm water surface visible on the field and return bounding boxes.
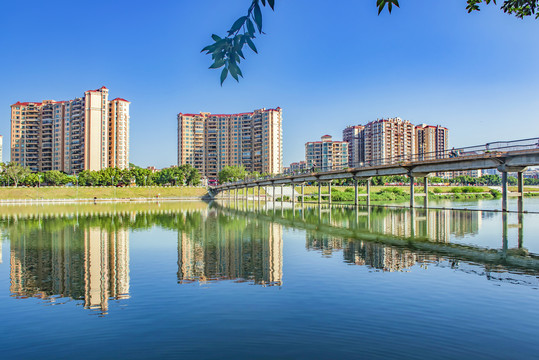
[1,200,539,359]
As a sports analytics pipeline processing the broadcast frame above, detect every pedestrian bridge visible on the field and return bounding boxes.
[210,138,539,212]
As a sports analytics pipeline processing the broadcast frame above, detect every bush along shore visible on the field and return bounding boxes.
[279,186,506,203]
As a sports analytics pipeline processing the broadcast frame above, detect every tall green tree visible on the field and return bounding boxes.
[2,162,30,187]
[219,165,248,183]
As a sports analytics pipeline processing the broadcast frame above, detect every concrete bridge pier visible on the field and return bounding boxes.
[501,171,508,212]
[518,171,524,213]
[409,175,415,208]
[292,183,296,207]
[424,177,429,209]
[318,181,322,205]
[281,184,284,205]
[366,178,371,207]
[301,183,305,206]
[328,181,332,206]
[258,185,261,207]
[498,165,527,212]
[272,182,276,208]
[354,179,359,207]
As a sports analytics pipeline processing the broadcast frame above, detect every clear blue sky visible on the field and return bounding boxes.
[1,0,538,168]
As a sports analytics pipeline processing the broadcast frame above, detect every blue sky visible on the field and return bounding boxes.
[1,0,538,168]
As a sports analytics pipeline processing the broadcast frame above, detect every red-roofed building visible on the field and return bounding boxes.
[10,86,130,173]
[177,108,283,179]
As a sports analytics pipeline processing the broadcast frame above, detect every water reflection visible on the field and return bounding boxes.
[177,209,282,286]
[218,201,539,284]
[0,200,537,317]
[6,216,130,315]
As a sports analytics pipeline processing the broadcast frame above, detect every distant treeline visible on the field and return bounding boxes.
[0,163,201,187]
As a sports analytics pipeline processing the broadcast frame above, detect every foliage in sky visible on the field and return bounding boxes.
[204,0,538,84]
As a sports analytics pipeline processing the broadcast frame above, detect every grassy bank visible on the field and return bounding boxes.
[0,186,208,200]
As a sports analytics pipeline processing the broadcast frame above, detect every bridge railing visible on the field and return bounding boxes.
[350,137,539,168]
[218,137,539,187]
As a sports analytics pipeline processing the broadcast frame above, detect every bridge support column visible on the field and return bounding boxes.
[354,179,358,207]
[292,183,296,207]
[258,185,261,208]
[272,183,276,207]
[281,184,284,204]
[235,188,238,203]
[424,177,429,209]
[328,182,332,206]
[301,183,305,206]
[501,171,508,212]
[518,171,524,213]
[318,182,321,205]
[367,178,371,207]
[410,176,415,208]
[245,186,248,207]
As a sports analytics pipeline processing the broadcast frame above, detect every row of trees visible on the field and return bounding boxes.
[218,165,270,183]
[0,163,201,187]
[217,166,537,186]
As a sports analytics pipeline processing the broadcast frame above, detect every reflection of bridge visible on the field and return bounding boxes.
[216,203,537,277]
[211,138,539,212]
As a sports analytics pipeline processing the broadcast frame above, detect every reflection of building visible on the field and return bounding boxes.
[306,234,344,257]
[450,210,482,237]
[10,227,129,314]
[305,234,439,272]
[177,211,283,286]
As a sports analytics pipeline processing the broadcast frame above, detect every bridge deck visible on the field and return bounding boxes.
[213,148,539,190]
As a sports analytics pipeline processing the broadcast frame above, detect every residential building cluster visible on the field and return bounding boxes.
[290,117,449,174]
[10,86,130,173]
[177,108,282,179]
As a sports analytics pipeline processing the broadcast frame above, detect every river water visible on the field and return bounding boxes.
[1,199,539,359]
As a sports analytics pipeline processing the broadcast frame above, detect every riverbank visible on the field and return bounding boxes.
[0,186,208,201]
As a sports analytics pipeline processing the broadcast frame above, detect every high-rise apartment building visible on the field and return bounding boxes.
[415,124,448,160]
[177,108,282,179]
[305,135,349,172]
[343,118,448,168]
[10,87,130,173]
[364,118,416,165]
[342,125,365,168]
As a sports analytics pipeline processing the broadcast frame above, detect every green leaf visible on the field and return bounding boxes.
[220,68,228,85]
[246,37,258,53]
[209,59,225,69]
[253,2,263,32]
[211,34,222,42]
[246,18,255,35]
[268,0,275,10]
[229,16,248,35]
